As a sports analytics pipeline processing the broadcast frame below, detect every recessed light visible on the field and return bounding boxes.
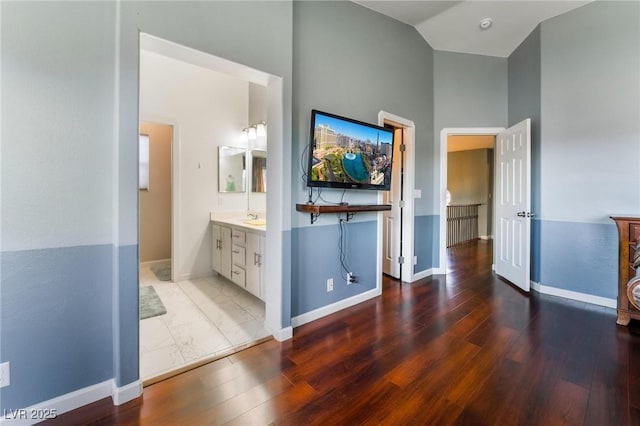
[479,18,493,30]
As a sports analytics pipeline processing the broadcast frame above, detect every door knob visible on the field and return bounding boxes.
[517,211,526,217]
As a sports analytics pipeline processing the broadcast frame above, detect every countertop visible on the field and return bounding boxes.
[210,214,266,235]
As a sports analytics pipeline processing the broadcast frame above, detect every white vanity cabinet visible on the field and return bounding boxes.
[211,220,265,300]
[230,228,247,288]
[212,224,232,280]
[246,232,265,299]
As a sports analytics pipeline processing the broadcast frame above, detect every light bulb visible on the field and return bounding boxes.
[248,127,257,140]
[256,122,266,137]
[240,128,249,142]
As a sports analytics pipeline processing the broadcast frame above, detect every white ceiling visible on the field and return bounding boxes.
[353,1,591,57]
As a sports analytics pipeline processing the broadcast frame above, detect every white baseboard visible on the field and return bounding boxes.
[140,258,171,267]
[111,380,142,406]
[1,379,113,425]
[479,235,493,240]
[0,378,143,425]
[412,268,441,281]
[530,281,616,309]
[269,326,293,341]
[291,288,379,328]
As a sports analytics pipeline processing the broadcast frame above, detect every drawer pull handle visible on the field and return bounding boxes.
[232,270,240,275]
[233,250,240,254]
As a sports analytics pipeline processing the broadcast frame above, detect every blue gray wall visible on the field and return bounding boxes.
[1,0,293,411]
[432,51,509,269]
[536,1,639,298]
[291,1,433,316]
[1,2,117,410]
[509,27,542,281]
[2,0,638,414]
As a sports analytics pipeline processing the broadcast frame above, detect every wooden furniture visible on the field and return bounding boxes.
[610,215,640,325]
[626,239,640,310]
[296,203,391,224]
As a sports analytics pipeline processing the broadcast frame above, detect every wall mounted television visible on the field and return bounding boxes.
[307,110,395,191]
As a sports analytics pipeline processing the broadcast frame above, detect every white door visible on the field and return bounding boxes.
[383,128,403,278]
[495,119,532,292]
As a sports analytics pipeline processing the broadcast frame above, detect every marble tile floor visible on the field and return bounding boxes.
[139,261,270,380]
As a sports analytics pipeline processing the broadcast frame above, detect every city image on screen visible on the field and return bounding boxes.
[307,110,394,191]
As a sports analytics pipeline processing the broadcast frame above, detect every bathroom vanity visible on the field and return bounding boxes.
[211,215,266,300]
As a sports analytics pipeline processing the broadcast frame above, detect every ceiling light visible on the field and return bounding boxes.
[479,18,493,30]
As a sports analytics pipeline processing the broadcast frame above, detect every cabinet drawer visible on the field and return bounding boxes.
[631,223,640,244]
[231,265,246,287]
[232,229,246,245]
[232,244,246,266]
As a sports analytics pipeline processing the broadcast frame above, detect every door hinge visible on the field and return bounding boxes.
[399,144,406,152]
[398,256,405,264]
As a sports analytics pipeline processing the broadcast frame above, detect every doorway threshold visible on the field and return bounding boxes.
[142,335,273,387]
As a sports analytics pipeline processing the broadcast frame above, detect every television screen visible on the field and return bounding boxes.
[307,110,395,191]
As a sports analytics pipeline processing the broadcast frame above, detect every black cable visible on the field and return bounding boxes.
[338,217,351,278]
[317,188,346,205]
[300,142,310,186]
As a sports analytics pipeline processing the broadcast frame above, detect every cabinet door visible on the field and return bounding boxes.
[212,224,222,272]
[259,235,265,300]
[231,265,246,287]
[220,226,232,280]
[246,233,262,298]
[232,244,246,268]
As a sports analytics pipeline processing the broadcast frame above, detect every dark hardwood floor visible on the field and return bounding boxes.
[47,240,640,425]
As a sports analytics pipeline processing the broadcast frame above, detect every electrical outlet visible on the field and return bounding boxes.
[327,278,334,292]
[413,256,418,265]
[0,362,10,388]
[347,273,356,284]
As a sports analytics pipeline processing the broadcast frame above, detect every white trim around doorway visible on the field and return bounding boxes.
[138,33,288,342]
[139,115,180,282]
[438,127,504,274]
[377,111,416,288]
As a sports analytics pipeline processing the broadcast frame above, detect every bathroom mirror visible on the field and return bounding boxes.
[218,146,246,193]
[251,150,267,193]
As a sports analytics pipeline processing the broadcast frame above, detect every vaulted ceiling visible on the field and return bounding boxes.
[352,1,591,57]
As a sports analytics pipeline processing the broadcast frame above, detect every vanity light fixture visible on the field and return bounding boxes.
[240,128,249,142]
[248,126,257,140]
[256,121,266,137]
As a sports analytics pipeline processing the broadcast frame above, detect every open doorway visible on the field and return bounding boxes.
[439,121,532,293]
[439,128,502,273]
[377,112,415,291]
[139,121,173,283]
[137,33,286,383]
[446,135,495,249]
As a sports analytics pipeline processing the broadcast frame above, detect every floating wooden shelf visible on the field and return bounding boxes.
[296,203,391,224]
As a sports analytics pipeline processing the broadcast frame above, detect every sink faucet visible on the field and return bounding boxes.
[248,213,258,220]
